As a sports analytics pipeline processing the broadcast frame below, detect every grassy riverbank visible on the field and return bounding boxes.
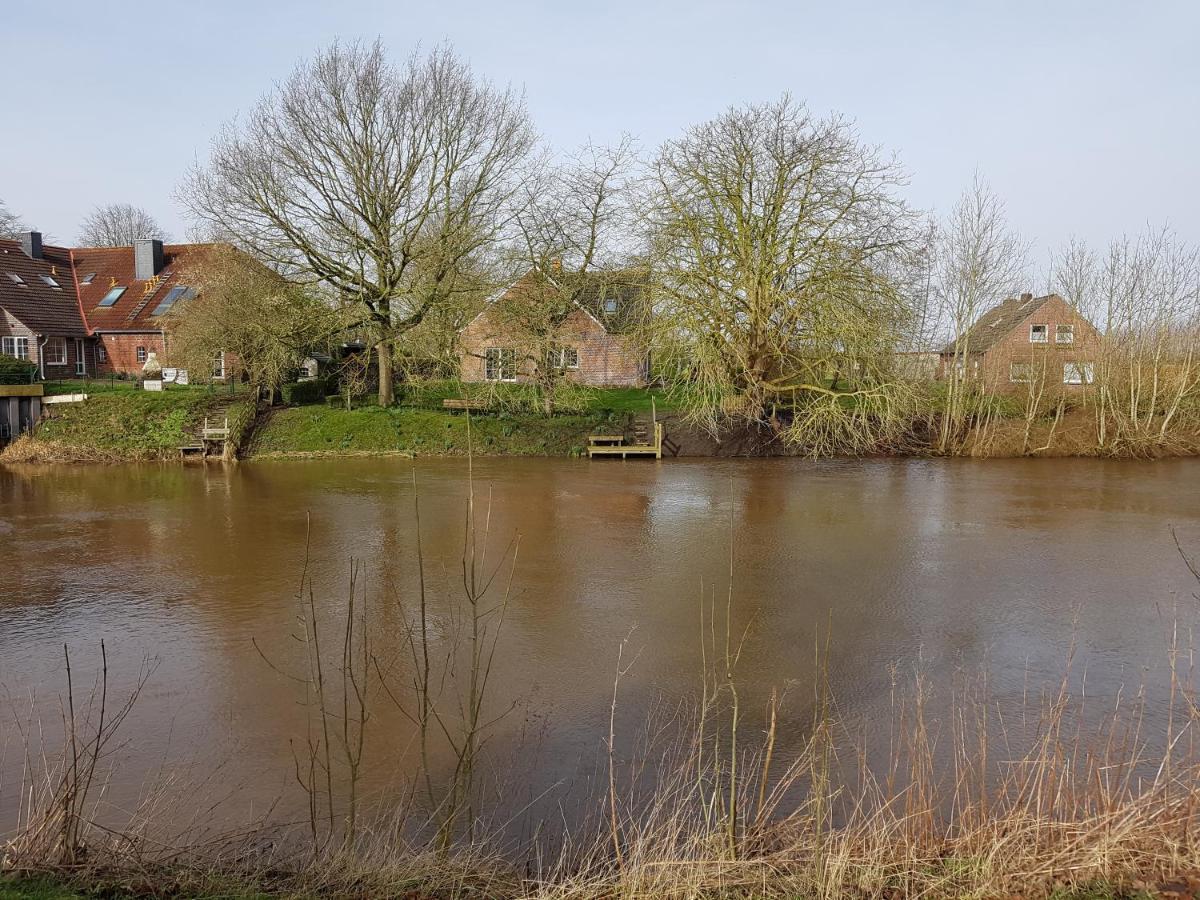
[3,380,1197,463]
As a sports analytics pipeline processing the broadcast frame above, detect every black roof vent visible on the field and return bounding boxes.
[19,231,42,260]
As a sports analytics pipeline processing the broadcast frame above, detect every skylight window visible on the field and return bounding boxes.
[80,273,96,285]
[150,285,192,317]
[97,286,126,307]
[6,272,26,286]
[39,274,61,290]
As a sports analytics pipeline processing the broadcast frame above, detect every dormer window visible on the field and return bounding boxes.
[1056,324,1075,344]
[1029,324,1048,343]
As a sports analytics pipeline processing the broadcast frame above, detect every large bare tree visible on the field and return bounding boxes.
[181,40,537,406]
[645,96,919,452]
[78,203,168,247]
[0,198,26,239]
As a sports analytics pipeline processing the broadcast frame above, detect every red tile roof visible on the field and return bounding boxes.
[73,243,217,333]
[0,239,90,336]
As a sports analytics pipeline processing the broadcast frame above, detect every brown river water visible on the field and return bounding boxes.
[1,457,1199,840]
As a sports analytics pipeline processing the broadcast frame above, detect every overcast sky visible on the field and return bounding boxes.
[3,0,1196,268]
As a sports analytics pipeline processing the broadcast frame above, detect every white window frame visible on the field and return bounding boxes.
[1029,324,1048,344]
[44,337,67,366]
[484,347,516,382]
[603,297,618,314]
[136,346,147,364]
[212,351,226,380]
[2,336,30,360]
[74,338,86,376]
[1056,324,1075,344]
[96,342,107,362]
[1010,362,1033,383]
[547,346,579,370]
[1063,362,1094,385]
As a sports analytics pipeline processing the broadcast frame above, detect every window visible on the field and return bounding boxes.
[136,346,147,364]
[44,337,66,366]
[39,274,61,290]
[1056,324,1075,344]
[603,297,618,314]
[97,343,107,362]
[484,348,516,382]
[151,285,192,318]
[212,351,226,380]
[1063,362,1094,385]
[74,339,85,375]
[98,286,126,307]
[2,336,30,360]
[6,272,25,286]
[547,346,579,369]
[80,273,96,285]
[1029,324,1048,343]
[1010,362,1033,383]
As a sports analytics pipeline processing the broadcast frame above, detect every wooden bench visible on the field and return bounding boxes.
[588,434,625,446]
[442,398,490,412]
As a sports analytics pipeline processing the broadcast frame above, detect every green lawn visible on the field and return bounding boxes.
[252,404,610,457]
[0,878,86,900]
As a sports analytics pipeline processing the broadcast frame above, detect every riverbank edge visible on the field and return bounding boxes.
[3,391,1199,464]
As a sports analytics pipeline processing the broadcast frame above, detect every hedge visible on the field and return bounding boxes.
[281,380,326,406]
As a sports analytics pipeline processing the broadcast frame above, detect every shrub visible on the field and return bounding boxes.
[0,353,37,385]
[281,380,326,406]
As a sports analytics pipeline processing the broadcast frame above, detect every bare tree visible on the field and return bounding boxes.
[181,40,538,406]
[644,96,920,452]
[934,175,1028,452]
[1051,228,1200,451]
[0,198,27,239]
[77,203,167,247]
[484,138,642,413]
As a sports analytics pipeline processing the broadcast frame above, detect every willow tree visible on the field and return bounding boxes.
[181,41,537,405]
[165,244,341,396]
[645,97,919,452]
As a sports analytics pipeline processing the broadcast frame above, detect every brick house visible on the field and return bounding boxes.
[939,292,1101,391]
[458,269,650,386]
[73,239,219,377]
[0,231,229,380]
[0,232,94,378]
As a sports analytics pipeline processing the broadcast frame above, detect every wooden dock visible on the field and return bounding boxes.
[181,416,231,460]
[587,400,664,459]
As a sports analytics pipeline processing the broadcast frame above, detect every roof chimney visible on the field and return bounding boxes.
[134,239,164,280]
[19,231,42,260]
[1020,292,1034,303]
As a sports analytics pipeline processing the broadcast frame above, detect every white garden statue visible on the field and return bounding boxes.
[141,351,163,379]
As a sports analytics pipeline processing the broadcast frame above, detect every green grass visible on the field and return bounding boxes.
[253,404,612,457]
[7,387,247,461]
[0,878,87,900]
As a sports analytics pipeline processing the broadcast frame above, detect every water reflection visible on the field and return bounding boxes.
[1,457,1198,834]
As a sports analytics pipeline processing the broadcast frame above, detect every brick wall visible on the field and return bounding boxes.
[1,311,98,377]
[979,296,1101,392]
[458,306,647,386]
[96,333,165,376]
[941,296,1102,393]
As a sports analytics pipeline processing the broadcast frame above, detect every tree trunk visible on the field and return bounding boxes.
[377,339,394,407]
